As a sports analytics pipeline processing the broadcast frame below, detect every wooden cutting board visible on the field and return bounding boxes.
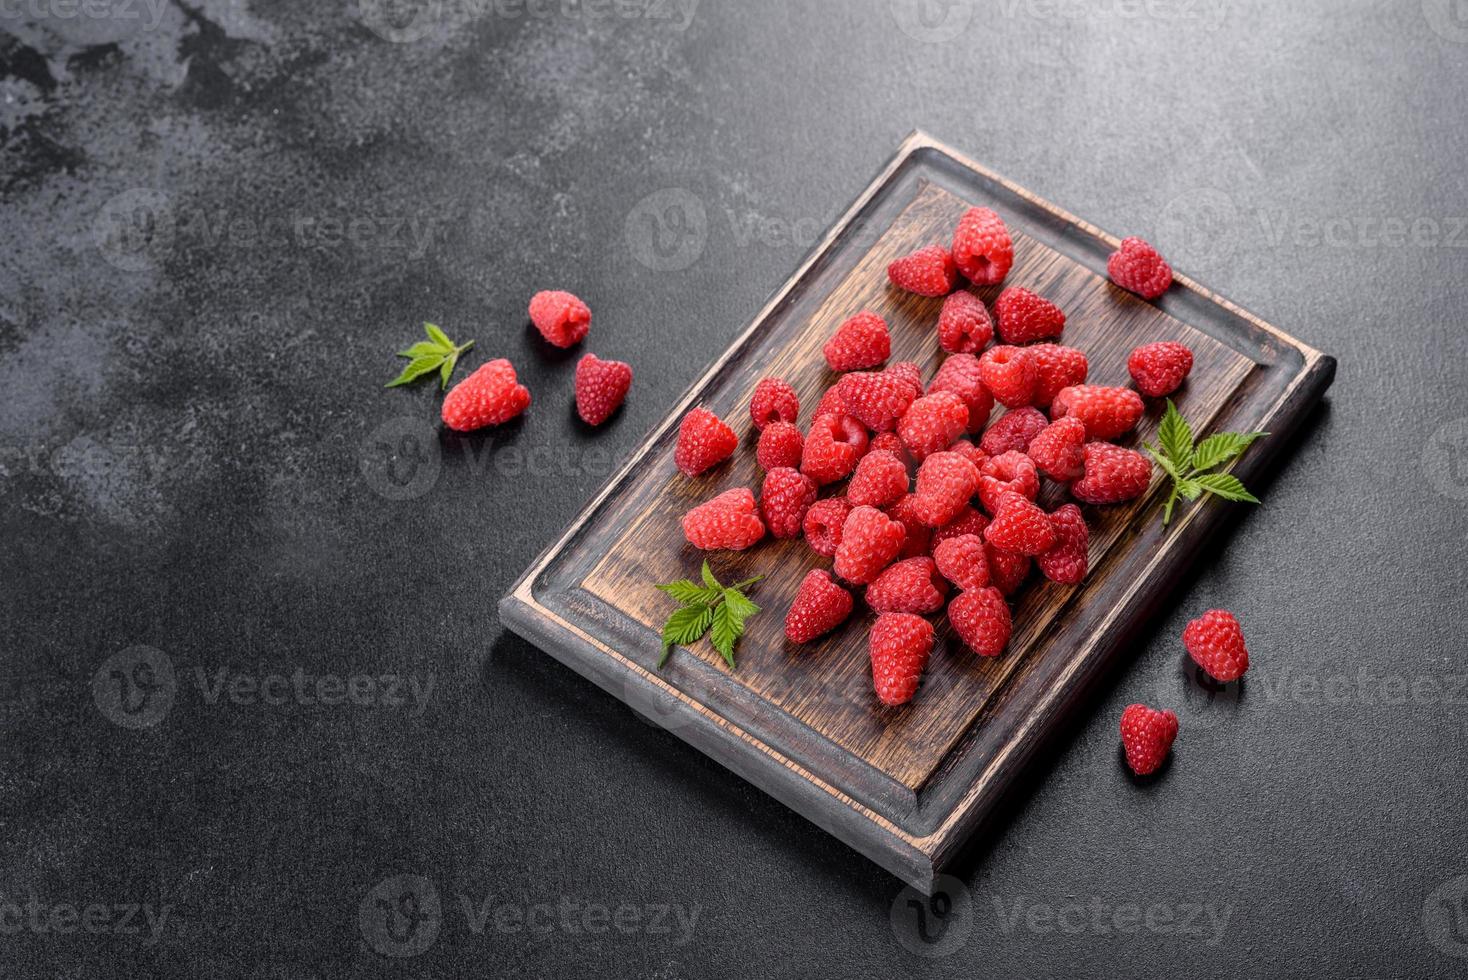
[500,132,1335,893]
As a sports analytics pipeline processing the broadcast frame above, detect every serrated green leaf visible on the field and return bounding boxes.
[439,356,456,390]
[1157,401,1194,470]
[424,322,453,348]
[399,341,447,359]
[1194,472,1261,504]
[722,589,759,621]
[709,602,742,669]
[1176,479,1205,501]
[657,580,723,605]
[661,603,714,652]
[385,355,445,388]
[1192,431,1267,472]
[1146,444,1184,481]
[700,561,722,592]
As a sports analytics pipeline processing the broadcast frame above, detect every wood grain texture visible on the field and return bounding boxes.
[500,132,1335,893]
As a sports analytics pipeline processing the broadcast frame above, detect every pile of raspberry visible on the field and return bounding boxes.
[676,208,1192,708]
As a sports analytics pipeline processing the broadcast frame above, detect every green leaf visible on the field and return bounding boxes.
[661,604,714,653]
[700,561,722,592]
[424,322,454,348]
[1157,401,1195,470]
[398,341,447,359]
[1192,431,1267,472]
[657,580,723,605]
[1194,472,1261,504]
[1176,479,1205,502]
[709,602,743,669]
[385,355,445,388]
[1146,444,1184,482]
[439,356,456,391]
[722,589,760,621]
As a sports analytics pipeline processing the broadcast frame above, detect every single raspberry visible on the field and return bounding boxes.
[867,557,948,615]
[848,450,910,509]
[1051,385,1145,441]
[984,493,1056,556]
[949,587,1012,658]
[937,291,995,354]
[885,361,925,401]
[887,244,958,297]
[823,311,891,372]
[803,497,852,558]
[813,385,847,420]
[911,451,981,528]
[836,371,917,433]
[834,505,907,585]
[441,359,531,432]
[760,467,818,540]
[756,421,805,472]
[979,406,1049,457]
[947,439,989,473]
[528,290,591,348]
[1108,237,1174,300]
[932,534,990,591]
[930,506,989,548]
[1120,704,1178,776]
[951,207,1014,286]
[995,287,1066,344]
[1071,443,1152,504]
[869,613,935,707]
[1036,503,1089,585]
[785,569,854,644]
[977,451,1040,515]
[979,345,1037,409]
[929,354,995,434]
[574,353,632,426]
[885,494,933,559]
[1027,417,1088,481]
[1029,344,1090,409]
[869,431,910,465]
[801,413,869,485]
[675,407,738,477]
[899,391,969,462]
[750,377,800,429]
[1183,610,1250,682]
[986,546,1031,596]
[682,488,766,551]
[1128,342,1195,398]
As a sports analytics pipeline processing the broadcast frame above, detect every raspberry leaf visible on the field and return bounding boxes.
[1191,431,1267,471]
[709,602,743,668]
[656,563,764,669]
[657,580,723,605]
[660,604,714,662]
[1193,473,1260,504]
[1157,400,1194,470]
[700,560,722,592]
[1151,401,1266,525]
[386,322,475,390]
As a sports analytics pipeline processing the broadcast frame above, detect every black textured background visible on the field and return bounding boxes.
[3,1,1467,976]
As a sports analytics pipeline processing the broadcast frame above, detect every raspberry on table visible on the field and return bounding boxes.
[1051,385,1144,441]
[528,290,591,348]
[885,493,933,559]
[834,505,907,585]
[929,353,995,434]
[1183,609,1250,682]
[898,391,970,461]
[785,569,854,644]
[869,431,910,465]
[979,406,1049,457]
[979,345,1038,409]
[949,587,1012,658]
[1128,342,1195,398]
[947,439,989,473]
[869,613,935,707]
[937,291,995,354]
[750,377,801,429]
[813,385,847,420]
[675,407,739,477]
[887,244,958,297]
[1108,237,1174,300]
[574,353,632,426]
[441,358,531,432]
[1120,704,1178,776]
[867,557,949,615]
[760,467,818,540]
[984,493,1056,556]
[912,451,981,528]
[801,413,869,485]
[951,207,1014,286]
[930,506,989,548]
[986,546,1031,596]
[1027,417,1088,481]
[756,421,805,472]
[977,451,1040,515]
[1070,442,1152,504]
[1036,503,1089,584]
[933,533,991,591]
[1029,344,1089,410]
[837,371,917,433]
[803,497,852,558]
[824,311,891,371]
[885,361,925,400]
[848,450,910,509]
[995,287,1066,344]
[682,488,766,551]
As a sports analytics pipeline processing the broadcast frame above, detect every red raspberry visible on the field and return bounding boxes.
[929,354,995,434]
[947,439,989,473]
[885,361,925,400]
[1027,417,1087,481]
[1108,237,1173,300]
[803,497,852,557]
[887,244,957,297]
[760,467,817,540]
[1128,342,1195,398]
[1029,344,1090,409]
[949,587,1012,658]
[978,345,1037,409]
[937,291,995,354]
[931,506,989,548]
[977,450,1040,515]
[441,359,531,432]
[1183,610,1250,682]
[867,557,948,615]
[1071,443,1152,504]
[951,207,1014,286]
[1119,704,1178,776]
[848,450,910,509]
[813,385,847,420]
[932,533,990,591]
[823,311,890,371]
[784,569,854,644]
[528,290,591,348]
[979,406,1049,457]
[1036,503,1089,585]
[987,546,1031,596]
[912,451,981,528]
[675,407,738,477]
[995,287,1066,344]
[834,505,907,585]
[836,371,917,433]
[984,493,1056,556]
[574,353,632,426]
[869,431,910,465]
[899,391,969,462]
[750,377,800,429]
[885,494,933,559]
[801,414,869,485]
[1051,385,1144,441]
[869,613,934,706]
[681,488,766,551]
[756,421,805,472]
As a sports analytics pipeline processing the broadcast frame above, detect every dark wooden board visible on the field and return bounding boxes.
[500,132,1336,893]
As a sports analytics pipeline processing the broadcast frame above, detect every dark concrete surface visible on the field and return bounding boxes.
[3,0,1467,976]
